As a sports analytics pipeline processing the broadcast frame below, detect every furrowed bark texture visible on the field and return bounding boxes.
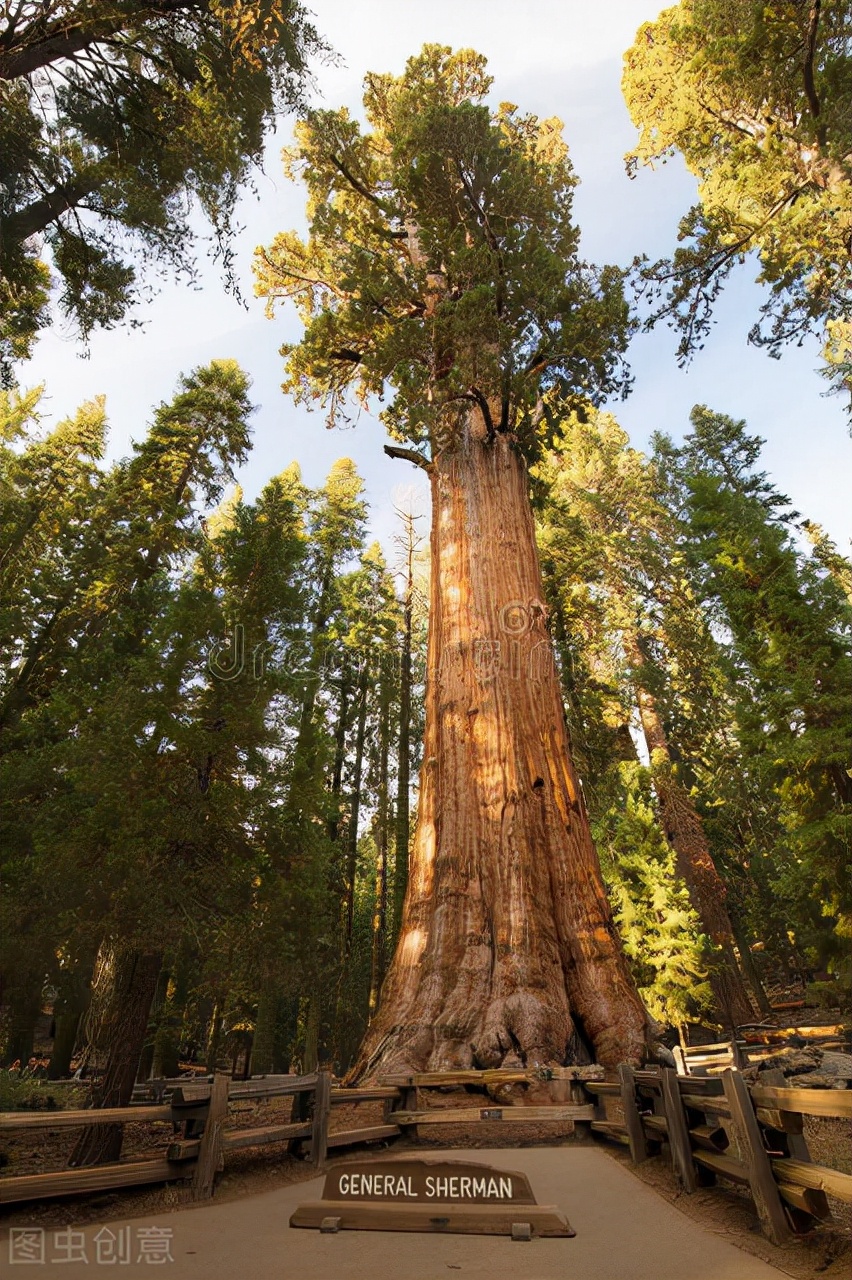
[354,420,649,1077]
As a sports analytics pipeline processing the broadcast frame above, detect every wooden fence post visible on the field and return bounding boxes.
[618,1064,648,1164]
[310,1070,331,1168]
[191,1073,229,1200]
[759,1068,832,1226]
[660,1068,697,1193]
[721,1068,791,1245]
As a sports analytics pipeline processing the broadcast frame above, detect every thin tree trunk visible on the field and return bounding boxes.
[368,682,392,1017]
[267,996,297,1073]
[2,978,42,1067]
[623,631,756,1030]
[393,523,414,938]
[205,997,225,1072]
[47,952,98,1079]
[150,956,186,1080]
[327,663,351,842]
[729,912,773,1018]
[68,947,162,1167]
[344,666,369,955]
[353,418,650,1077]
[302,997,320,1074]
[252,979,279,1075]
[138,964,170,1081]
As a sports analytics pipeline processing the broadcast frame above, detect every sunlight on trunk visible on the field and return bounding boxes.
[353,413,650,1078]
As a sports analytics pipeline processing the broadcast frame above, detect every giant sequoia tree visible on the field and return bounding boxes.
[255,46,650,1073]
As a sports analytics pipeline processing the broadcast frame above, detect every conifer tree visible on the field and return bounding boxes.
[537,409,760,1026]
[659,407,852,960]
[256,45,649,1073]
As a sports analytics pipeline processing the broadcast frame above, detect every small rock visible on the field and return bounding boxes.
[653,1044,677,1068]
[819,1051,852,1078]
[755,1047,822,1077]
[792,1073,851,1089]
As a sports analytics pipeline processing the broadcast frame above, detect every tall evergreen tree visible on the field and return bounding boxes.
[660,407,852,959]
[537,409,758,1026]
[256,45,649,1073]
[622,0,852,404]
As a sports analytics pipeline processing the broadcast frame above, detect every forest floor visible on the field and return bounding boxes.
[3,1002,850,1278]
[2,1099,849,1280]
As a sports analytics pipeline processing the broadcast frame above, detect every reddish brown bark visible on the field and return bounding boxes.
[353,416,650,1077]
[624,634,756,1029]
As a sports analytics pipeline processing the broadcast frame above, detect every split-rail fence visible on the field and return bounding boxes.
[1,1038,849,1247]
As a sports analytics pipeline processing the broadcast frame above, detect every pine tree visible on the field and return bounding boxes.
[661,407,852,959]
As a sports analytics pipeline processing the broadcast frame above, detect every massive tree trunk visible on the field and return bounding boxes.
[623,633,756,1029]
[68,946,162,1167]
[353,418,650,1077]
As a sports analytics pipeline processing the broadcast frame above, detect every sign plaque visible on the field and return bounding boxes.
[290,1157,575,1237]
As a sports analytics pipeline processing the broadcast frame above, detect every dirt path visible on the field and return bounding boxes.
[1,1146,796,1279]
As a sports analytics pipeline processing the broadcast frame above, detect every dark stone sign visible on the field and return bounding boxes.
[323,1158,536,1204]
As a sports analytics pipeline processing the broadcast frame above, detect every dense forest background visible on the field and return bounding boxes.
[1,0,850,1109]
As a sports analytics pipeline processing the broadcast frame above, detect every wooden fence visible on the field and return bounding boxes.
[672,1024,849,1076]
[583,1064,852,1245]
[0,1071,400,1206]
[2,1057,850,1244]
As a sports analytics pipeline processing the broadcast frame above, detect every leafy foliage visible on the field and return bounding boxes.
[255,44,633,455]
[622,0,852,404]
[0,0,328,376]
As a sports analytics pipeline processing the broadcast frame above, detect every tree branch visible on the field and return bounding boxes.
[329,153,397,218]
[4,174,100,242]
[467,386,496,438]
[0,1,203,81]
[383,445,431,471]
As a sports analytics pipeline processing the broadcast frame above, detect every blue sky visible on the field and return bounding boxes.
[18,0,850,557]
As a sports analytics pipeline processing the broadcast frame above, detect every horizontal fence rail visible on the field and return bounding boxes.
[582,1056,852,1246]
[2,1041,849,1238]
[0,1071,417,1205]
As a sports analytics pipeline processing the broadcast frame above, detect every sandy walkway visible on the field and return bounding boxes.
[2,1146,793,1279]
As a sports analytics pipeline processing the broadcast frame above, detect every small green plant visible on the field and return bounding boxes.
[0,1071,87,1112]
[804,980,852,1013]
